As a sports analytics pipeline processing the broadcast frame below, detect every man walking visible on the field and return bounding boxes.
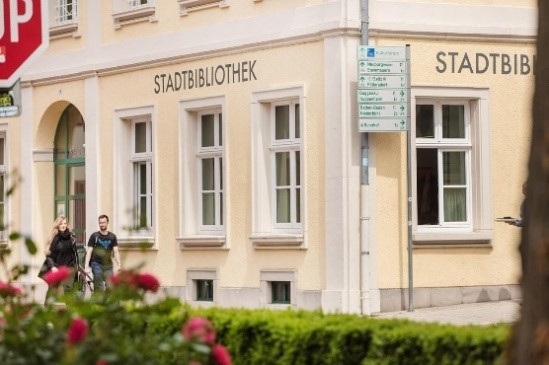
[84,214,122,293]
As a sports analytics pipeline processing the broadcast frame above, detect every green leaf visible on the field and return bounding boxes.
[25,237,37,255]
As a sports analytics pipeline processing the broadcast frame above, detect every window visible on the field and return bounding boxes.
[251,87,305,247]
[0,131,6,243]
[272,102,301,228]
[412,87,492,244]
[179,97,226,248]
[416,101,470,227]
[178,0,228,16]
[114,106,155,246]
[49,0,79,37]
[186,269,217,305]
[198,111,223,230]
[271,281,290,304]
[195,279,214,301]
[112,0,156,28]
[260,270,296,307]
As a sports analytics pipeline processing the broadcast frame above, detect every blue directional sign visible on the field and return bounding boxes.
[357,45,410,132]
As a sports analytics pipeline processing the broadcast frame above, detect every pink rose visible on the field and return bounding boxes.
[212,344,232,365]
[182,316,216,345]
[66,317,88,345]
[43,266,73,286]
[0,281,23,297]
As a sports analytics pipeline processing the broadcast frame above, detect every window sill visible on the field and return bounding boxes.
[178,236,226,248]
[412,231,493,247]
[112,6,156,28]
[250,234,304,249]
[49,23,79,39]
[118,237,155,248]
[178,0,228,16]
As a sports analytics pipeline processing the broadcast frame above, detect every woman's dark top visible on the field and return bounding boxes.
[48,230,76,268]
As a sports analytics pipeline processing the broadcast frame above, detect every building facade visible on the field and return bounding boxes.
[1,0,536,313]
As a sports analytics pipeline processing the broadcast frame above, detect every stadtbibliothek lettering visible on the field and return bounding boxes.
[154,60,257,94]
[436,52,536,75]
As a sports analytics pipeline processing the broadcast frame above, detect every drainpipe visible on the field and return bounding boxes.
[359,0,373,315]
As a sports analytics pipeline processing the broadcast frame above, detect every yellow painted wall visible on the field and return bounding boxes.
[374,37,534,289]
[95,40,325,290]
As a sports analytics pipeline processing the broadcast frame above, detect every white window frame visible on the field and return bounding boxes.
[178,0,228,16]
[251,86,306,248]
[49,0,79,38]
[112,0,157,28]
[0,128,7,245]
[415,99,472,229]
[197,110,224,233]
[411,87,493,245]
[114,106,155,247]
[131,118,154,231]
[178,96,227,248]
[270,101,301,230]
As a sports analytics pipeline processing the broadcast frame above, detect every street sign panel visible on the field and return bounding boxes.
[358,89,407,103]
[358,45,407,61]
[357,45,410,132]
[0,0,49,88]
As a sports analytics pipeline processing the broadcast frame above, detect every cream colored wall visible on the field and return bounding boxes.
[101,0,326,44]
[391,0,535,6]
[96,40,325,290]
[374,37,534,289]
[44,0,88,55]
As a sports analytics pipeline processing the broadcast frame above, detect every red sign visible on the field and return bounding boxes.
[0,0,49,88]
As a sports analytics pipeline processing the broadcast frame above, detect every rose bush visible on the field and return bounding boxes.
[0,263,231,365]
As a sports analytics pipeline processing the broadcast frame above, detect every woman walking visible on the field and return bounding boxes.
[44,216,77,302]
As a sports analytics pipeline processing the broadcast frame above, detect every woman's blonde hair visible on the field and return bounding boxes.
[45,215,70,253]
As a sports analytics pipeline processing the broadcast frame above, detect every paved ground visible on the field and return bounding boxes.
[372,300,521,326]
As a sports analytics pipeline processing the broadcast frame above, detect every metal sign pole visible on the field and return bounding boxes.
[406,44,414,312]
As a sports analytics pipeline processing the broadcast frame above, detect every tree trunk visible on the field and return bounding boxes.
[508,1,549,364]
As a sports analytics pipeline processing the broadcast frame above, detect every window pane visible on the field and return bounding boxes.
[276,189,291,223]
[139,196,148,227]
[218,113,223,146]
[276,152,290,186]
[295,103,300,138]
[296,188,301,224]
[201,114,215,147]
[295,151,300,185]
[202,193,215,225]
[219,158,223,189]
[135,122,147,153]
[0,174,4,202]
[443,105,465,138]
[202,158,214,190]
[139,163,147,194]
[0,138,4,165]
[443,152,466,185]
[416,148,439,225]
[220,192,223,225]
[271,281,290,303]
[416,104,434,138]
[444,188,467,222]
[196,280,214,301]
[275,105,290,140]
[55,164,66,196]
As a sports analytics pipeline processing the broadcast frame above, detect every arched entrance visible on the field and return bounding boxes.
[53,105,86,245]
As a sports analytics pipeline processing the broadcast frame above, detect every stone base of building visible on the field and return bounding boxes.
[379,284,522,313]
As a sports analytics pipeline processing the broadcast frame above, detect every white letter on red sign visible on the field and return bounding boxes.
[10,0,33,43]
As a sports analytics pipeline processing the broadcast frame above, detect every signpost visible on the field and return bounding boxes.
[357,45,414,311]
[357,45,410,132]
[0,0,49,88]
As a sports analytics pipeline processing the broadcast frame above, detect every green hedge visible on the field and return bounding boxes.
[190,307,510,365]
